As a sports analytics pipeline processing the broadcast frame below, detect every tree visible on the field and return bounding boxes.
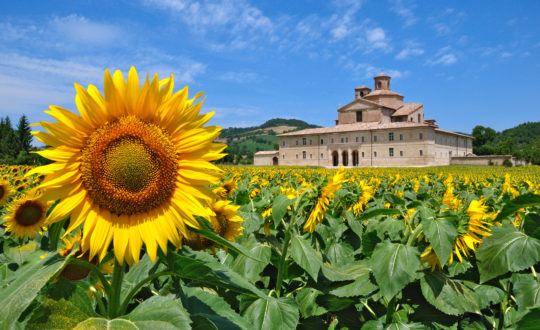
[0,116,18,159]
[472,125,497,154]
[16,115,32,153]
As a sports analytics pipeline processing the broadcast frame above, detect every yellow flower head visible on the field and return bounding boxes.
[28,67,226,266]
[3,189,49,239]
[184,200,244,250]
[0,180,15,206]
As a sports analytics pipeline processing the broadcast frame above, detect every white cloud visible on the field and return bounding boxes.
[395,41,424,59]
[427,46,458,66]
[365,27,392,52]
[50,15,125,45]
[218,71,258,82]
[389,0,418,27]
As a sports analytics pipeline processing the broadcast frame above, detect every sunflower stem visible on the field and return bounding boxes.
[275,229,291,297]
[118,271,175,316]
[406,223,423,246]
[108,260,125,319]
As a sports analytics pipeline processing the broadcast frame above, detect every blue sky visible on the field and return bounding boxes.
[1,0,539,137]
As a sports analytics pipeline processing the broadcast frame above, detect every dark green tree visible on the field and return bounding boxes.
[472,125,497,154]
[0,116,18,160]
[16,114,33,153]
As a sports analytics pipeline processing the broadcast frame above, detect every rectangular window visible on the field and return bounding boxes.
[310,154,312,159]
[400,150,403,157]
[361,152,365,158]
[341,138,344,143]
[355,137,359,143]
[389,132,394,141]
[373,135,377,142]
[399,134,403,141]
[374,151,377,157]
[419,150,423,156]
[321,139,324,144]
[345,137,348,143]
[302,138,306,145]
[362,136,365,143]
[418,114,421,122]
[356,111,362,122]
[296,154,298,159]
[389,148,394,157]
[282,154,285,159]
[309,139,312,145]
[296,140,298,146]
[331,138,334,143]
[419,133,423,140]
[321,153,324,158]
[282,141,285,147]
[302,151,306,159]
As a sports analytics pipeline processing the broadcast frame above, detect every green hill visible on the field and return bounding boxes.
[216,118,320,164]
[472,121,540,164]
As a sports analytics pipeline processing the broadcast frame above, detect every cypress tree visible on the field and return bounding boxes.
[16,114,32,153]
[0,116,18,159]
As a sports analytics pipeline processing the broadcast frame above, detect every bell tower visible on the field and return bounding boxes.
[354,86,372,99]
[374,74,391,90]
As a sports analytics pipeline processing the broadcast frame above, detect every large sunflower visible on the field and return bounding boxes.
[0,180,15,206]
[28,67,226,265]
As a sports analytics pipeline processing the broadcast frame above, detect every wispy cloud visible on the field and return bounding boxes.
[395,40,424,59]
[50,15,125,45]
[217,71,258,83]
[364,27,392,53]
[427,46,458,66]
[389,0,417,27]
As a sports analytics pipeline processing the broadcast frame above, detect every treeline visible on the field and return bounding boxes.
[472,122,540,164]
[0,115,49,165]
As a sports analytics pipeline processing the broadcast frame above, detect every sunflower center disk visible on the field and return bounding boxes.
[81,116,178,215]
[0,186,4,199]
[15,201,44,226]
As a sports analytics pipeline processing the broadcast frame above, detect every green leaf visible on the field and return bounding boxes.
[74,318,138,329]
[0,251,71,329]
[121,254,157,304]
[231,240,271,283]
[359,208,401,221]
[384,193,406,206]
[361,230,381,257]
[495,193,540,221]
[315,294,354,312]
[191,217,264,262]
[516,307,540,329]
[243,296,299,330]
[191,315,218,330]
[420,271,480,316]
[321,260,371,282]
[27,298,89,330]
[171,249,267,299]
[476,224,540,283]
[126,295,191,330]
[511,274,540,310]
[182,285,251,330]
[345,211,363,238]
[325,242,354,265]
[371,241,420,300]
[3,241,37,265]
[419,206,457,267]
[272,194,295,223]
[465,283,505,309]
[329,274,377,297]
[239,211,264,235]
[295,288,327,318]
[291,235,322,281]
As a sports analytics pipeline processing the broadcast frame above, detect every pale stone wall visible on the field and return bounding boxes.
[253,153,279,166]
[450,155,513,166]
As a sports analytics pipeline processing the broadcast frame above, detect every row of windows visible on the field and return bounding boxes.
[285,148,425,160]
[288,132,424,147]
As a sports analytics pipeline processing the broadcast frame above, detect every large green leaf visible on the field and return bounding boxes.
[321,260,371,282]
[511,274,540,310]
[476,224,540,283]
[121,254,158,304]
[171,249,267,298]
[126,295,191,329]
[295,288,327,318]
[26,298,89,329]
[419,206,457,267]
[182,285,251,330]
[231,239,271,283]
[74,318,138,329]
[495,193,540,221]
[291,235,322,281]
[239,211,264,235]
[272,194,295,223]
[3,241,38,265]
[243,296,299,330]
[420,272,480,316]
[0,251,71,329]
[465,283,505,309]
[329,274,377,298]
[345,211,363,238]
[371,241,420,300]
[358,208,401,221]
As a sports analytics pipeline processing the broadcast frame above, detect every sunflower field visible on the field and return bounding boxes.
[0,68,539,329]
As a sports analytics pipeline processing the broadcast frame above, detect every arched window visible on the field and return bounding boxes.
[377,81,382,89]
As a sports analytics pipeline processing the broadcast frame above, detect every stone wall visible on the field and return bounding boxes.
[450,155,513,166]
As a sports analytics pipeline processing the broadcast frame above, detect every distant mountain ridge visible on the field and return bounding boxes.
[216,118,320,164]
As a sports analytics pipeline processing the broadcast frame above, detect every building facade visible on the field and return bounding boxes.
[255,74,473,167]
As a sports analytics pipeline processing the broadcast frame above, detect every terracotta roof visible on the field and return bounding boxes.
[374,74,391,78]
[336,98,382,112]
[278,121,435,137]
[355,85,370,89]
[392,103,423,116]
[434,128,474,139]
[254,150,279,155]
[364,89,403,98]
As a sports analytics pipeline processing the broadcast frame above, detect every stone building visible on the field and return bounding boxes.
[254,74,473,167]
